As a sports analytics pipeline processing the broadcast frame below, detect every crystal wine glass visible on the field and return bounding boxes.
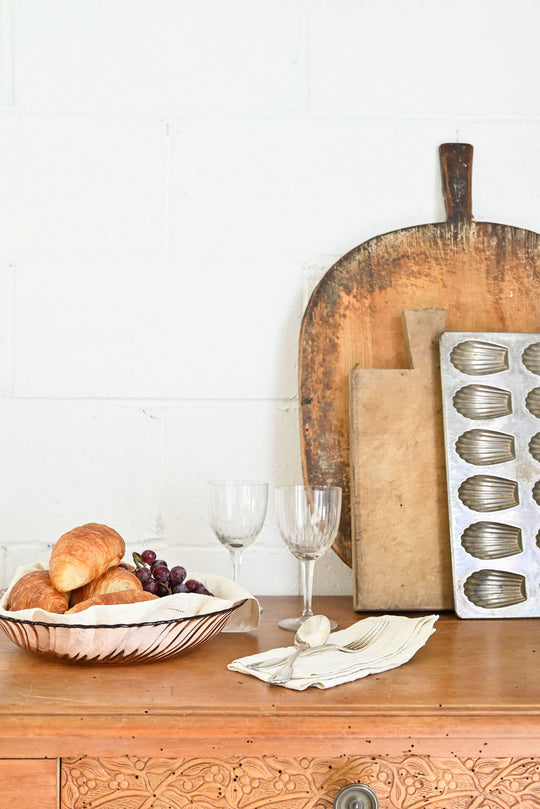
[207,480,268,583]
[275,484,342,631]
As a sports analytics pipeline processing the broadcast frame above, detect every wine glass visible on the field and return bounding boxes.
[207,480,268,583]
[275,484,342,631]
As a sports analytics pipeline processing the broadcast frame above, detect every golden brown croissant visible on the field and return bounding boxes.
[70,566,142,606]
[66,589,159,614]
[49,523,125,593]
[7,570,70,613]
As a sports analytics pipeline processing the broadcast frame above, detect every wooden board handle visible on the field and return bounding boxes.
[439,143,473,223]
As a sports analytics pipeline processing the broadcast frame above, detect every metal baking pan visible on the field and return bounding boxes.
[440,332,540,618]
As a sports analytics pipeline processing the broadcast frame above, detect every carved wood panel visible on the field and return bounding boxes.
[61,754,540,808]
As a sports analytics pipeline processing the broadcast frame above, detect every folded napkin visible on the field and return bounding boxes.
[228,613,438,690]
[0,562,260,632]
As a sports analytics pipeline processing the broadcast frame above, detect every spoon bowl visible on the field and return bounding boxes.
[268,615,331,684]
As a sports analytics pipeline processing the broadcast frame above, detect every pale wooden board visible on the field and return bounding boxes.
[0,759,58,808]
[349,309,454,611]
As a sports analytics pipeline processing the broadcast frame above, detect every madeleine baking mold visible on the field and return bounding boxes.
[450,340,509,376]
[460,522,523,560]
[522,343,540,376]
[441,332,540,618]
[455,430,516,466]
[452,384,513,420]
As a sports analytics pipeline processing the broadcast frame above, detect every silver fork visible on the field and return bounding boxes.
[245,618,390,673]
[332,619,390,652]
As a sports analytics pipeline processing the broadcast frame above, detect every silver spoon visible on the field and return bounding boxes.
[268,615,331,685]
[246,614,333,672]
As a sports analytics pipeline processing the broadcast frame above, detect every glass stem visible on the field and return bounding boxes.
[229,548,243,583]
[301,559,315,619]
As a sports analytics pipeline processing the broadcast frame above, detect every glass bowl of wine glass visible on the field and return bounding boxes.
[275,484,342,631]
[207,480,268,584]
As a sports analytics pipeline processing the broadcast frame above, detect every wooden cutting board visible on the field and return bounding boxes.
[299,143,540,580]
[349,308,453,610]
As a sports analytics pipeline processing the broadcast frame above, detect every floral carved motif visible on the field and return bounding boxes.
[61,754,540,809]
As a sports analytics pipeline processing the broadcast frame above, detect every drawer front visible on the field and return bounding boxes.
[61,754,540,808]
[0,759,58,809]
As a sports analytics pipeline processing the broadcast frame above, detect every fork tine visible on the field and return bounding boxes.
[345,619,389,650]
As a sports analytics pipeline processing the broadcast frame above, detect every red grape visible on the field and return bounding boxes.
[135,567,152,584]
[170,566,187,585]
[152,565,170,582]
[185,579,200,592]
[132,550,214,598]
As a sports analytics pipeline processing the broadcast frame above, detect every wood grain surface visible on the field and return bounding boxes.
[350,308,453,610]
[0,759,58,809]
[299,143,540,568]
[2,596,540,761]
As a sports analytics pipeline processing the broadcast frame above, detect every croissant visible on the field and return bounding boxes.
[66,589,159,614]
[7,570,69,614]
[49,523,125,593]
[70,566,142,607]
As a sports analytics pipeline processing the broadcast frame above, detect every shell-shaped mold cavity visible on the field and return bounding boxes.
[450,340,509,376]
[463,569,527,609]
[461,522,523,559]
[522,343,540,375]
[455,430,515,466]
[528,433,540,463]
[532,480,540,507]
[525,388,540,418]
[452,385,512,420]
[458,475,519,512]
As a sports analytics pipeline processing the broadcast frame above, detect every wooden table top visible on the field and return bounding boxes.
[1,596,540,758]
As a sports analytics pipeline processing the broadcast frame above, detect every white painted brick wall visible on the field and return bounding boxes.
[1,0,540,600]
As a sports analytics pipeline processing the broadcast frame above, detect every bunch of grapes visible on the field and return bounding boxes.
[132,550,214,598]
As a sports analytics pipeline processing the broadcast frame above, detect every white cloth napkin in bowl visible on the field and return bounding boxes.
[0,562,261,632]
[228,613,438,690]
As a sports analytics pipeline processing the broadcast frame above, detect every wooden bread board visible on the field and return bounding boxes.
[299,143,540,600]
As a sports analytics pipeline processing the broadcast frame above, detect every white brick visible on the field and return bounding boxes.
[448,121,540,235]
[156,398,353,595]
[0,263,11,395]
[161,399,302,543]
[171,117,460,260]
[144,399,307,594]
[314,551,353,597]
[308,0,540,117]
[0,399,162,547]
[14,0,303,114]
[0,0,14,106]
[13,256,303,399]
[0,541,52,590]
[0,114,168,256]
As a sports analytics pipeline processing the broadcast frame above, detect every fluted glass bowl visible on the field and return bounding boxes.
[0,595,247,664]
[0,566,260,664]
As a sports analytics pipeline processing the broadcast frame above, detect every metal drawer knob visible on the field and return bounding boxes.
[333,783,379,809]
